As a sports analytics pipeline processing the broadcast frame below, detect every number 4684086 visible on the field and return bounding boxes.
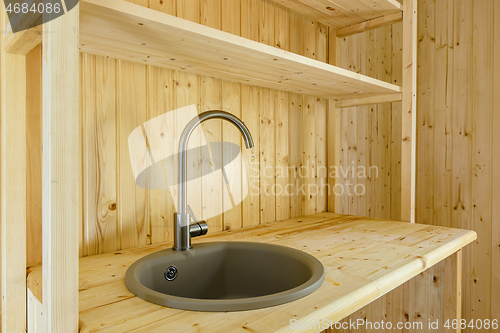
[6,2,61,14]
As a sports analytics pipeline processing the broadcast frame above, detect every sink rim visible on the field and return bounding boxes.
[125,241,325,312]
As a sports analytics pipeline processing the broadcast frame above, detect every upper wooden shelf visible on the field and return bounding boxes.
[78,0,400,101]
[272,0,402,30]
[4,0,401,100]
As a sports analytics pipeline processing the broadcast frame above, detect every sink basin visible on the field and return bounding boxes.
[125,242,325,311]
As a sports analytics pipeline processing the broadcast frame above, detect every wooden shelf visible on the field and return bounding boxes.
[77,0,400,101]
[272,0,402,30]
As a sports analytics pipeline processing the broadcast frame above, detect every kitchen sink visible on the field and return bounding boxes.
[125,242,325,311]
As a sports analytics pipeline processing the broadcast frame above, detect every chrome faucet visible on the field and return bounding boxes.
[173,110,254,251]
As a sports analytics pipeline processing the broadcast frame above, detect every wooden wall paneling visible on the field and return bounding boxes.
[1,4,27,329]
[26,45,42,268]
[401,0,417,223]
[288,10,303,218]
[241,0,260,226]
[451,0,473,324]
[199,0,223,231]
[176,0,201,229]
[302,17,316,215]
[221,80,242,230]
[377,26,392,220]
[416,0,435,226]
[327,30,341,214]
[390,22,402,222]
[149,0,176,14]
[147,66,176,243]
[433,0,453,231]
[274,4,290,221]
[275,90,290,221]
[83,55,119,256]
[259,87,276,223]
[117,61,149,249]
[315,22,327,214]
[471,0,493,324]
[241,85,261,226]
[41,4,80,330]
[493,0,500,323]
[177,0,198,22]
[221,0,243,230]
[288,92,303,219]
[259,0,276,224]
[199,75,223,230]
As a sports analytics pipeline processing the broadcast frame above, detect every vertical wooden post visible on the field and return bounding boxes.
[444,250,462,332]
[42,5,80,332]
[327,29,341,213]
[401,0,417,223]
[1,4,27,332]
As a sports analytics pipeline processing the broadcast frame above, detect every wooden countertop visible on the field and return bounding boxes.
[27,213,476,332]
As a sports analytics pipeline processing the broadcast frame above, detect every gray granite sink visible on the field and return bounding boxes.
[125,242,325,311]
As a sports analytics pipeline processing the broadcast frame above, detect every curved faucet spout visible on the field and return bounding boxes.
[174,110,254,251]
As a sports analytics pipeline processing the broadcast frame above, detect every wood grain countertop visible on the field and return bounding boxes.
[27,213,476,332]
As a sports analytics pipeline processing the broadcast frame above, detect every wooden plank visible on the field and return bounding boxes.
[289,92,303,219]
[471,0,493,324]
[78,0,401,101]
[117,61,149,249]
[221,0,242,230]
[259,88,276,223]
[327,31,340,213]
[401,0,417,223]
[335,93,402,108]
[336,12,403,38]
[390,22,402,222]
[302,18,316,216]
[241,0,260,227]
[275,90,290,221]
[26,44,43,268]
[315,22,327,214]
[269,0,401,30]
[222,80,243,230]
[4,25,42,55]
[1,4,26,330]
[444,250,462,332]
[41,3,80,331]
[27,287,44,332]
[451,0,473,322]
[147,66,176,244]
[274,4,290,221]
[493,0,500,323]
[26,213,476,332]
[82,55,119,255]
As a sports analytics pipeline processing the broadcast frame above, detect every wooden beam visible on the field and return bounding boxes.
[1,3,27,330]
[4,26,42,55]
[401,0,417,223]
[336,12,403,38]
[335,93,402,108]
[42,3,80,332]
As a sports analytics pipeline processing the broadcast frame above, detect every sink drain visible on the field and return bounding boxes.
[164,265,178,281]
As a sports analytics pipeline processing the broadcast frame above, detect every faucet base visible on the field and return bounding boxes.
[173,213,192,251]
